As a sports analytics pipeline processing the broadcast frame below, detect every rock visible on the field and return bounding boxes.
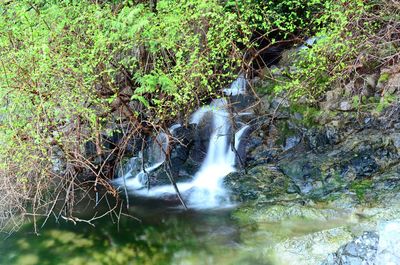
[338,101,353,111]
[236,204,346,223]
[273,227,354,265]
[257,95,271,114]
[326,89,342,102]
[277,128,400,200]
[293,112,303,121]
[325,126,341,145]
[224,165,292,202]
[189,112,213,164]
[386,73,400,95]
[230,94,256,113]
[279,155,326,195]
[365,74,379,91]
[321,220,400,265]
[322,232,378,265]
[271,96,290,108]
[169,125,193,175]
[376,220,400,265]
[283,135,301,151]
[391,133,400,151]
[50,146,67,175]
[305,128,330,150]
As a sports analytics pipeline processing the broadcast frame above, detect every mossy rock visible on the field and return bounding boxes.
[224,165,294,202]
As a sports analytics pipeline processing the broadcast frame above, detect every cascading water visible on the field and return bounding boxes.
[113,76,250,209]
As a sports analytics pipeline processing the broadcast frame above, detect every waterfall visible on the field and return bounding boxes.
[113,76,250,209]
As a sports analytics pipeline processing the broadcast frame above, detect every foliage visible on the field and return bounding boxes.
[225,0,329,37]
[270,0,368,101]
[269,0,400,109]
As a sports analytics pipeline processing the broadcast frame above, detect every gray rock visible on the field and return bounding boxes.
[50,146,67,175]
[271,96,290,108]
[386,73,400,95]
[391,133,400,150]
[322,232,378,265]
[376,220,400,265]
[283,135,301,151]
[321,221,400,265]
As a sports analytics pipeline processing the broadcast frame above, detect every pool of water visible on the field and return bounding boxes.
[0,195,352,265]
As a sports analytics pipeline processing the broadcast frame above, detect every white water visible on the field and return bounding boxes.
[114,76,249,209]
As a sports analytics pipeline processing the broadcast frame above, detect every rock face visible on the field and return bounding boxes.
[226,82,400,264]
[278,129,399,198]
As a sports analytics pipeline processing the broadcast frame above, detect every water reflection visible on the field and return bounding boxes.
[0,197,271,265]
[1,195,353,265]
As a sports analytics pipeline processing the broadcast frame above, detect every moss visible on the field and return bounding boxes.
[289,103,322,128]
[349,179,373,201]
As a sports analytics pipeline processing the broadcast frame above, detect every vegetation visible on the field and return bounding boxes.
[0,0,398,231]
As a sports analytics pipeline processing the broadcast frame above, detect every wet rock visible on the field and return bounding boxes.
[84,140,98,160]
[190,112,214,164]
[277,129,400,199]
[169,125,194,174]
[224,165,292,202]
[230,94,256,113]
